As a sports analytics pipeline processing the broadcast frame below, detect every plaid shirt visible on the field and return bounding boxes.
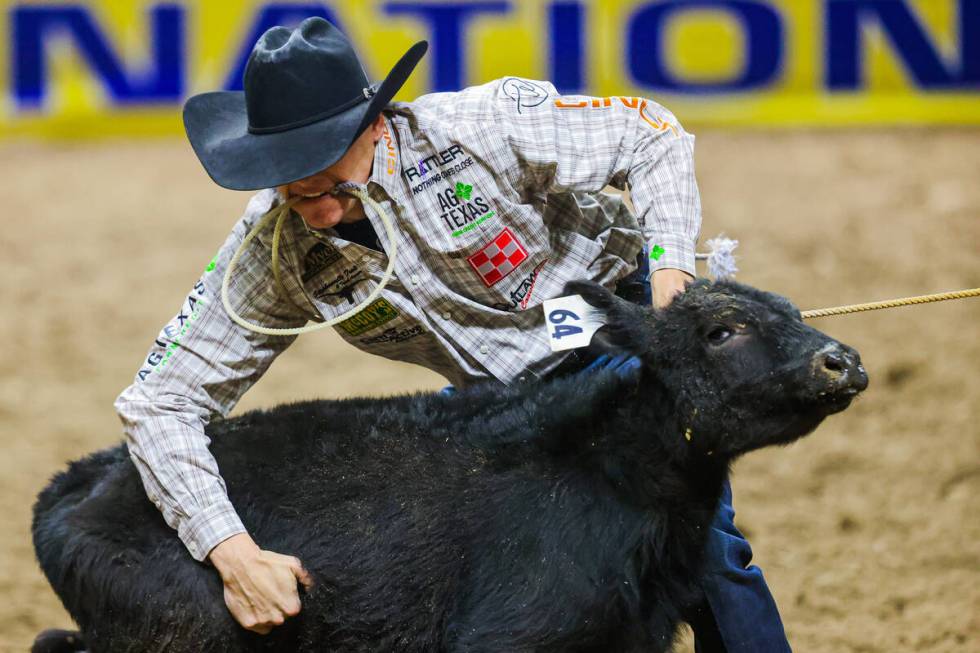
[114,77,702,561]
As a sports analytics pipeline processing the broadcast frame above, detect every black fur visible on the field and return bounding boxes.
[33,279,866,652]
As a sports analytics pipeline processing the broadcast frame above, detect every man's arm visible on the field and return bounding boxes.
[486,78,701,303]
[114,189,314,632]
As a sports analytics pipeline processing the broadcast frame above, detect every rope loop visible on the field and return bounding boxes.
[221,183,399,336]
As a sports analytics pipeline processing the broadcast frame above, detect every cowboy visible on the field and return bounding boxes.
[114,17,790,652]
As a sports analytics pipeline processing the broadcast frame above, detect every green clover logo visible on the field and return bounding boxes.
[455,182,473,200]
[649,244,665,261]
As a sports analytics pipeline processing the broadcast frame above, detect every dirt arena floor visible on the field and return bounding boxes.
[1,129,977,652]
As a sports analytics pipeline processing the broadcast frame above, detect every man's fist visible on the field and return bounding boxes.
[651,268,695,309]
[208,533,313,634]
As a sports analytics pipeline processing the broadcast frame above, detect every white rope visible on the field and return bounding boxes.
[221,182,399,336]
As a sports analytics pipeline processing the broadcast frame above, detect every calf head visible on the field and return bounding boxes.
[566,279,868,459]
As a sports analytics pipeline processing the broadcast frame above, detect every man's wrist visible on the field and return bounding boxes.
[650,267,695,289]
[178,500,247,562]
[208,532,260,575]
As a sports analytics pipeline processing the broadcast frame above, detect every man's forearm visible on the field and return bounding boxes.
[114,390,247,561]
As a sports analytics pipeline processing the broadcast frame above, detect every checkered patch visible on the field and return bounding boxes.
[467,227,529,287]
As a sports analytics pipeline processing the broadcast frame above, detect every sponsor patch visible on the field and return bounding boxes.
[467,227,528,287]
[435,183,497,236]
[407,155,474,195]
[403,144,466,183]
[501,77,550,113]
[337,298,399,336]
[137,276,208,382]
[454,182,473,200]
[313,266,366,305]
[301,242,342,282]
[360,324,425,345]
[554,95,678,136]
[492,259,546,311]
[380,121,397,175]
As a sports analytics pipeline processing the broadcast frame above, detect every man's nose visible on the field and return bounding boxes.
[816,344,868,392]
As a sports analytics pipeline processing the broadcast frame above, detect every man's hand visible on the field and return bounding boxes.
[208,533,313,634]
[651,268,695,309]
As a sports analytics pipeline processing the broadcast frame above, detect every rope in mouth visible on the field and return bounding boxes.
[221,182,399,336]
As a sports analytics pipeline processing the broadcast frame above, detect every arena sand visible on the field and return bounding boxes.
[0,130,977,652]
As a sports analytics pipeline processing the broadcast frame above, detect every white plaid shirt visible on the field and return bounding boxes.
[114,77,702,561]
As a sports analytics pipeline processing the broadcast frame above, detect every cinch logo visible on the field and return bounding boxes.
[381,121,396,176]
[554,96,678,135]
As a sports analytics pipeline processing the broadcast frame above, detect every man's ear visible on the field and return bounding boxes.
[561,281,655,355]
[371,113,385,141]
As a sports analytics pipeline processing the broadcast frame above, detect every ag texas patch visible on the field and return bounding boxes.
[467,227,528,287]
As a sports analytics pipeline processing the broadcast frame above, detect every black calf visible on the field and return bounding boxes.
[33,279,867,652]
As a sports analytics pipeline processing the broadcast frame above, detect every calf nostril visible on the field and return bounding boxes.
[823,352,845,373]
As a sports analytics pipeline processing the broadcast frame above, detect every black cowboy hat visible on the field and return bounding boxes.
[183,17,427,191]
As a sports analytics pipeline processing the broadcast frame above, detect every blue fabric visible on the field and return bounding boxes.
[699,481,792,653]
[581,353,643,380]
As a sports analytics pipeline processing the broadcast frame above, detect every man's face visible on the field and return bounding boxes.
[277,115,384,229]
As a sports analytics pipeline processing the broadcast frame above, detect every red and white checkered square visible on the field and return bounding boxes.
[467,227,528,287]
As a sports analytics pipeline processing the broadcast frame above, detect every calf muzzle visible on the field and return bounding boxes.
[812,342,868,410]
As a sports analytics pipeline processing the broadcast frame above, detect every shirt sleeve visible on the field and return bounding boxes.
[113,189,310,562]
[488,77,702,277]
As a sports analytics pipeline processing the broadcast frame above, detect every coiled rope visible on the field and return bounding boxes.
[800,287,980,320]
[222,182,398,336]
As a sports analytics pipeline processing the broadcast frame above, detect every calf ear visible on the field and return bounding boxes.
[561,281,654,355]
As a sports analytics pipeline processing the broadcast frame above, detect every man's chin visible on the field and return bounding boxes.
[305,216,342,229]
[302,208,345,230]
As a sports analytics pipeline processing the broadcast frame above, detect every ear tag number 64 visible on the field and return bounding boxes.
[549,308,583,340]
[542,295,606,352]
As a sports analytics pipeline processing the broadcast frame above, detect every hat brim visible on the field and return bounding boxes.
[183,40,428,191]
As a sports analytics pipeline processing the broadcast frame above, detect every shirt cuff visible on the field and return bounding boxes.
[646,233,697,278]
[177,498,247,562]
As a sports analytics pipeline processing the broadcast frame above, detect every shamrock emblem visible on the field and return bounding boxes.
[455,182,473,200]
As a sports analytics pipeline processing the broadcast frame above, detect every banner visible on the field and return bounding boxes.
[2,0,978,138]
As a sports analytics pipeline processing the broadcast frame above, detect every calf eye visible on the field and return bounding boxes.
[706,326,733,345]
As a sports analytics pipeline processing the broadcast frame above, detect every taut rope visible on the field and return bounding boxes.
[694,235,978,320]
[800,288,980,320]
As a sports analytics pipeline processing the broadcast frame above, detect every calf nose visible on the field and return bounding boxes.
[818,345,868,392]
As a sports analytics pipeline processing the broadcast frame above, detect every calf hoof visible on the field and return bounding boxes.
[31,629,87,653]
